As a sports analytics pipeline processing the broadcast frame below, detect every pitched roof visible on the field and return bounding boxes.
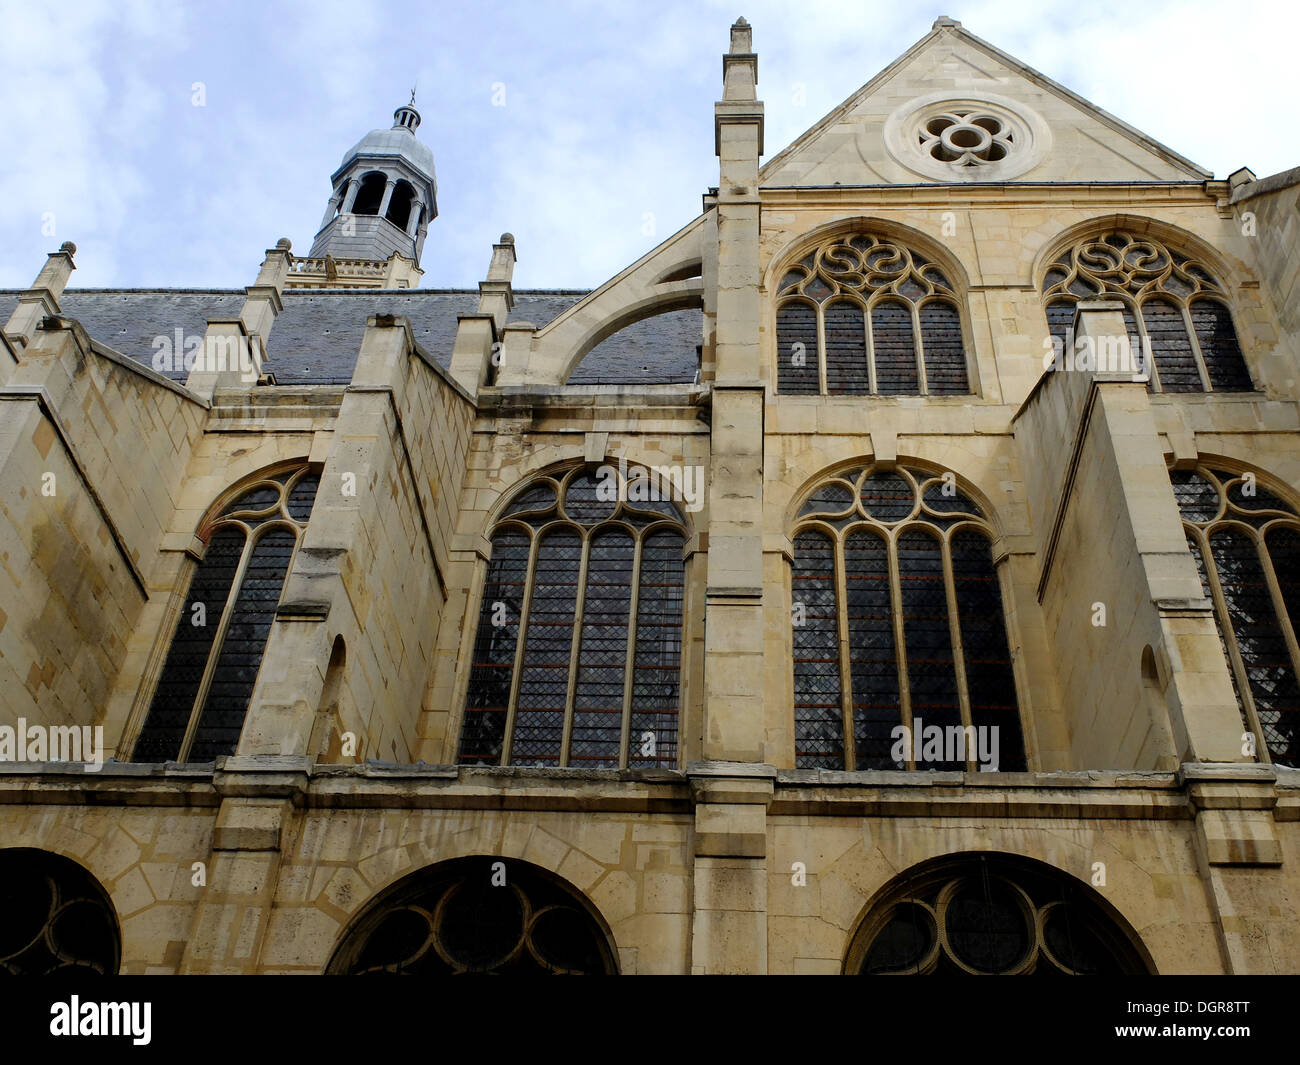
[0,289,702,387]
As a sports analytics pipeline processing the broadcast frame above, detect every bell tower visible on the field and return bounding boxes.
[291,99,439,289]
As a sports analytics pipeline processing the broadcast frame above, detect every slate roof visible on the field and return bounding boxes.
[0,289,701,387]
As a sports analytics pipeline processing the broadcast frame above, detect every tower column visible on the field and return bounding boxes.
[406,201,423,237]
[318,189,343,231]
[340,177,360,215]
[377,178,396,220]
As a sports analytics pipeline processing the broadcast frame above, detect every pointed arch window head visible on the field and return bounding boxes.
[1172,465,1300,767]
[458,465,688,770]
[791,464,1025,772]
[775,234,971,397]
[132,465,319,763]
[1041,231,1253,394]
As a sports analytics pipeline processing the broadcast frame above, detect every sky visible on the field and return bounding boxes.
[1,0,1296,292]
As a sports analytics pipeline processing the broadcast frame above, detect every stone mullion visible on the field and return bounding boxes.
[559,531,593,766]
[500,529,541,766]
[1253,521,1300,722]
[865,293,879,394]
[815,302,828,394]
[939,526,976,769]
[833,527,857,771]
[1179,301,1213,392]
[886,528,914,769]
[1132,295,1163,393]
[911,303,930,396]
[617,534,645,769]
[1197,522,1267,760]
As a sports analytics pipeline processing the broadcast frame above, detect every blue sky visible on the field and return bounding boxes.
[2,0,1296,291]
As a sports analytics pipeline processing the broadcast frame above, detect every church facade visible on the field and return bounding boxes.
[2,16,1299,974]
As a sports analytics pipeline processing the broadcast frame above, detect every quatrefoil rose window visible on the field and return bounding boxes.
[919,110,1014,166]
[881,93,1047,181]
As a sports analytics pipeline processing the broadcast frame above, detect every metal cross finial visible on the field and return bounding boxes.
[409,83,417,107]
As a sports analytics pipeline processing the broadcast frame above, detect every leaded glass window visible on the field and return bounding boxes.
[133,465,319,762]
[792,464,1025,771]
[326,857,617,974]
[775,235,970,396]
[458,465,687,769]
[1172,465,1300,766]
[845,854,1152,975]
[0,849,120,976]
[1040,231,1252,393]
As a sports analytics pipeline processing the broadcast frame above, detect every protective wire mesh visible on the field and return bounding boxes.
[775,302,819,394]
[629,531,685,769]
[570,531,634,768]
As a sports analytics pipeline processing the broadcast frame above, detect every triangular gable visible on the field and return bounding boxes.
[761,18,1211,187]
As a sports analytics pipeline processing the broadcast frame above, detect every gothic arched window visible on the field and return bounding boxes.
[133,465,320,762]
[327,857,618,974]
[1041,230,1253,393]
[844,853,1153,975]
[0,849,120,975]
[458,465,688,769]
[1172,465,1300,766]
[791,464,1025,771]
[775,234,970,396]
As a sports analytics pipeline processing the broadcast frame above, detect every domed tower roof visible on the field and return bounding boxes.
[340,103,437,184]
[307,100,439,274]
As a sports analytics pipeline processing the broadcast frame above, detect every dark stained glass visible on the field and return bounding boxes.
[871,300,920,394]
[1210,526,1300,763]
[134,526,245,761]
[898,528,962,766]
[861,471,914,523]
[286,472,321,523]
[919,301,969,394]
[792,531,844,769]
[0,850,119,976]
[1170,470,1220,523]
[570,531,634,768]
[776,301,819,394]
[1264,526,1300,766]
[459,529,531,765]
[844,529,900,769]
[629,531,685,769]
[510,529,582,766]
[951,529,1025,771]
[1191,299,1252,392]
[189,526,295,760]
[824,299,869,395]
[1142,298,1201,392]
[562,472,617,525]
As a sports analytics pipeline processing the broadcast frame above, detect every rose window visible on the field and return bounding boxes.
[918,110,1014,167]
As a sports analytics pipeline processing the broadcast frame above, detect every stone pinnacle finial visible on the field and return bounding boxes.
[500,232,514,244]
[59,241,77,256]
[932,15,961,28]
[276,237,292,251]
